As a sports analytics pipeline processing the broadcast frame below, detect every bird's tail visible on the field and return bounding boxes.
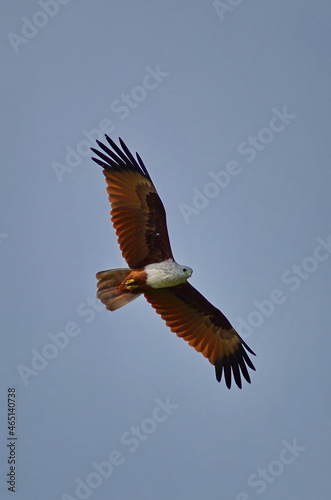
[96,268,141,311]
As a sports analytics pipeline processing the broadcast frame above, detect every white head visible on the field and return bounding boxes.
[145,259,193,289]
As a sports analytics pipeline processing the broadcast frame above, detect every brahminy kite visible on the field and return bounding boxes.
[91,136,256,388]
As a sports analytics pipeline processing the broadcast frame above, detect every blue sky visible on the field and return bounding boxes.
[1,1,331,499]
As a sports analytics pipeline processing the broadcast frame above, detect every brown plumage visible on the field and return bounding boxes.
[144,283,255,388]
[92,137,173,268]
[91,136,256,388]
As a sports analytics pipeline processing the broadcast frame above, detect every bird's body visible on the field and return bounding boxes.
[91,136,256,389]
[144,259,192,288]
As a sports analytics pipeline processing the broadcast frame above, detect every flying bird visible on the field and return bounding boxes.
[91,136,256,388]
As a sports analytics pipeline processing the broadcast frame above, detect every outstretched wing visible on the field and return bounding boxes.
[144,283,255,389]
[91,136,173,269]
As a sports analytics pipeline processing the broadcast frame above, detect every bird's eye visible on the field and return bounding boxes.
[183,268,187,273]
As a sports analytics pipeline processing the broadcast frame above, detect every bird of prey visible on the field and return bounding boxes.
[91,136,256,388]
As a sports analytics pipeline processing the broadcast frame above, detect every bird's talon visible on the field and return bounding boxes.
[125,279,138,290]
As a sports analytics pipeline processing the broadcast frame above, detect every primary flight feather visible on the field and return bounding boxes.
[91,136,256,389]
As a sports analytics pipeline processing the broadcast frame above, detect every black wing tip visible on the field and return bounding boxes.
[90,135,152,181]
[215,343,256,389]
[241,339,257,357]
[91,155,110,169]
[118,136,128,151]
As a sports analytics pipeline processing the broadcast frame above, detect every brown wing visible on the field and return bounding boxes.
[91,136,173,268]
[144,283,256,389]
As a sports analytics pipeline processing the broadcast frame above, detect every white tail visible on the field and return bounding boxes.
[96,268,141,311]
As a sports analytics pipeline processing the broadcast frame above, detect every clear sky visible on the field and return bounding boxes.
[1,1,331,499]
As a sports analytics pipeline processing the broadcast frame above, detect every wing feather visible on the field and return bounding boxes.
[91,136,173,268]
[144,283,255,389]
